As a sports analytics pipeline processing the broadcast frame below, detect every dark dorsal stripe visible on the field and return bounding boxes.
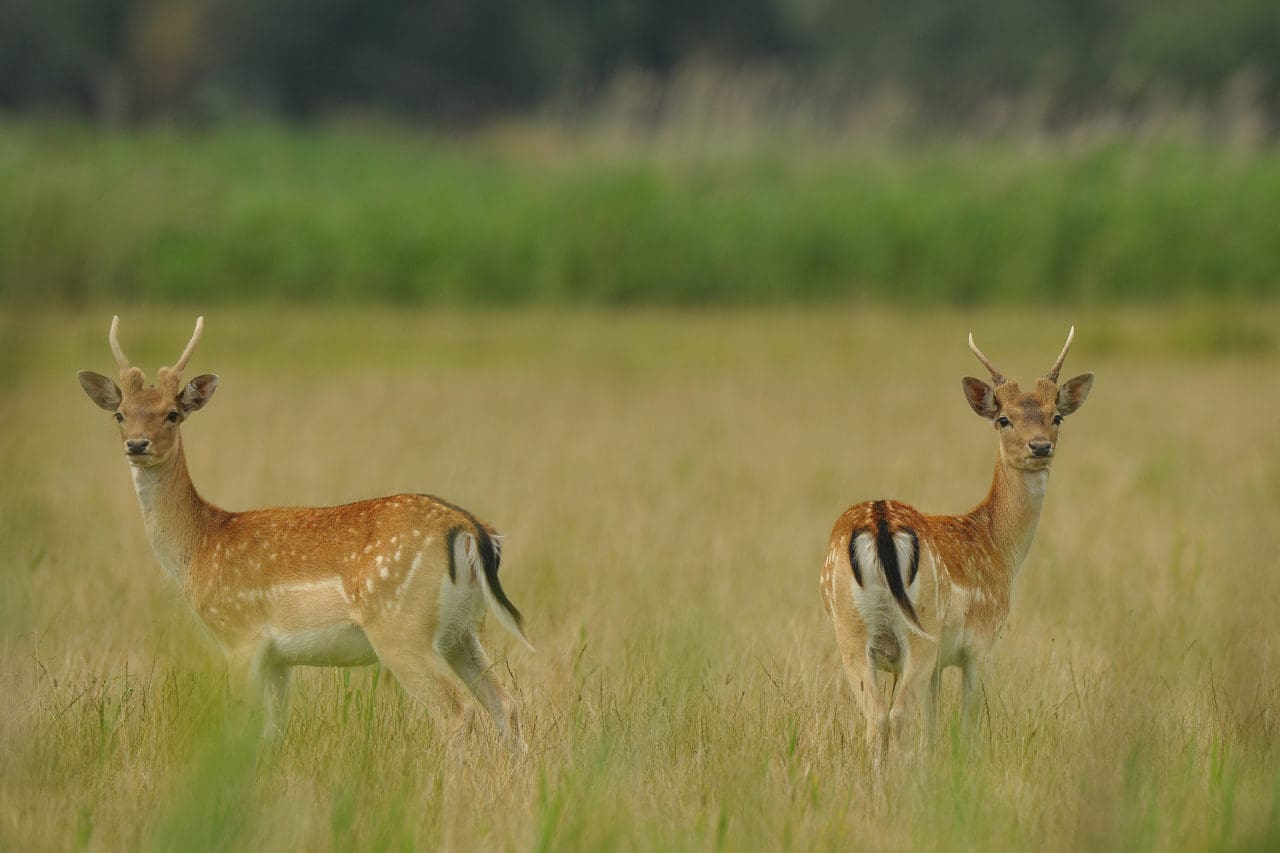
[873,501,923,629]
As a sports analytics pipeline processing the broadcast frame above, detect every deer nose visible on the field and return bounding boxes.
[126,438,151,454]
[1029,440,1053,457]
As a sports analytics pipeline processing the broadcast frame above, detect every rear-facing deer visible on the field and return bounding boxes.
[78,316,532,749]
[820,327,1092,767]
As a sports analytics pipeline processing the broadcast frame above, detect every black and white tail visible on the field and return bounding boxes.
[448,525,535,651]
[848,501,930,639]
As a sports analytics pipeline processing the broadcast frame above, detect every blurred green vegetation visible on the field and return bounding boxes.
[2,122,1278,306]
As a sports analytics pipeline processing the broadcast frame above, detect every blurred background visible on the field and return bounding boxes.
[1,0,1278,306]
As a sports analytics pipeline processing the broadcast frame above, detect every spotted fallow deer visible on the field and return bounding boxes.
[820,327,1093,766]
[77,317,532,749]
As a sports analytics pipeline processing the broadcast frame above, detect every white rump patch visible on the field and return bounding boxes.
[852,533,879,587]
[893,531,919,595]
[847,531,932,643]
[451,532,473,586]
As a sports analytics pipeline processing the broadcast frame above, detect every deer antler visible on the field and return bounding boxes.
[968,332,1006,386]
[172,317,204,375]
[1046,325,1075,382]
[108,315,131,371]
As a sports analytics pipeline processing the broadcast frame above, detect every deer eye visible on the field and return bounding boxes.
[1053,414,1063,425]
[166,411,180,423]
[997,417,1011,428]
[114,412,124,423]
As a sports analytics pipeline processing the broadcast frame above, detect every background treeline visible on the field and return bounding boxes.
[1,0,1278,128]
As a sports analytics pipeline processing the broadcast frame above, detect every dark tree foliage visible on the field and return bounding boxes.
[213,0,548,118]
[0,0,1276,124]
[0,0,136,116]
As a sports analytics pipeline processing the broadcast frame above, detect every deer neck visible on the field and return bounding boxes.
[130,440,212,584]
[969,449,1049,579]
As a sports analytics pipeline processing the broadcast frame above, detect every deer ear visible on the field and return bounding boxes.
[962,377,998,419]
[179,373,219,414]
[78,371,122,411]
[1056,372,1093,416]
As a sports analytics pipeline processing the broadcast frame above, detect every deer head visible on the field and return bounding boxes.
[77,316,219,468]
[961,327,1093,471]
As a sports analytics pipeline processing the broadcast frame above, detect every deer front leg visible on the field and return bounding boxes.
[227,642,292,741]
[959,654,984,734]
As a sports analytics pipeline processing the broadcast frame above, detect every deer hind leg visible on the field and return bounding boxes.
[437,629,525,754]
[356,539,481,744]
[835,637,890,769]
[888,636,939,758]
[864,652,893,771]
[361,628,471,740]
[926,664,943,747]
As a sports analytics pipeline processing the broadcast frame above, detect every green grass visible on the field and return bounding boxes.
[1,122,1279,306]
[1,305,1278,850]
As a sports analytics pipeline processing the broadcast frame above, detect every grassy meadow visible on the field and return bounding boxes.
[1,305,1278,850]
[3,122,1280,306]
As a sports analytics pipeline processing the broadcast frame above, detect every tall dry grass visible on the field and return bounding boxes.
[1,306,1277,850]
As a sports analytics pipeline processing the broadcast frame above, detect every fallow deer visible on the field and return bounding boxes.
[820,327,1093,766]
[77,317,532,749]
